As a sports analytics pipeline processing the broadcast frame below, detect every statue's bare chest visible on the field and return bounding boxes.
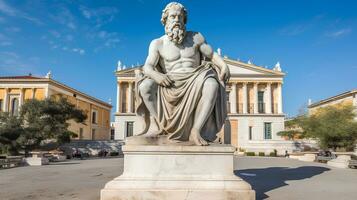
[160,42,199,63]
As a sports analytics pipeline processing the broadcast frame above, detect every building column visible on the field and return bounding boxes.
[128,81,133,113]
[19,88,24,107]
[116,82,121,113]
[31,88,36,99]
[265,82,272,114]
[230,82,237,113]
[3,88,9,112]
[242,82,248,114]
[277,82,283,114]
[253,82,258,114]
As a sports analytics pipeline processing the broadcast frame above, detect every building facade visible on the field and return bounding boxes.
[0,74,112,140]
[114,58,295,154]
[309,89,357,120]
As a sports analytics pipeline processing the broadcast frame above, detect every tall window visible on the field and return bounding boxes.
[92,110,97,124]
[110,129,115,140]
[249,126,252,140]
[11,98,19,116]
[258,91,265,113]
[0,99,3,112]
[126,121,134,137]
[79,128,83,139]
[264,122,272,139]
[92,129,96,140]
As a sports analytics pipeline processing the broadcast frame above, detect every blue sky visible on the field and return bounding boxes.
[0,0,356,119]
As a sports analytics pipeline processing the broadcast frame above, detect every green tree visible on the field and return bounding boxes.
[277,117,304,140]
[0,112,24,155]
[301,104,357,151]
[0,97,87,155]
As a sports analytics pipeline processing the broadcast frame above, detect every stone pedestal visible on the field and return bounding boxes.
[298,153,316,162]
[101,144,255,200]
[25,157,49,166]
[327,155,351,169]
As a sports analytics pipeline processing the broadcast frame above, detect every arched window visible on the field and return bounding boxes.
[11,98,19,116]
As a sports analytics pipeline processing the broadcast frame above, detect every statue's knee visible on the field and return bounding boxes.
[204,78,219,92]
[139,79,156,96]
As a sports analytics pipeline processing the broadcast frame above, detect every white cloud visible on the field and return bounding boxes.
[65,34,73,41]
[5,26,20,32]
[72,48,85,55]
[0,51,38,74]
[0,0,16,15]
[49,30,61,38]
[0,41,12,46]
[79,5,118,27]
[0,0,42,25]
[51,7,77,30]
[326,28,352,38]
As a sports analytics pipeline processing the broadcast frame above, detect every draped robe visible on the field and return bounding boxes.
[136,62,227,142]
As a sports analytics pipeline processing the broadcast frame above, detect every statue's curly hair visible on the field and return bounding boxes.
[161,2,187,26]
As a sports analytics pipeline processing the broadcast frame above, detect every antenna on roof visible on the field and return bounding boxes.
[308,98,312,106]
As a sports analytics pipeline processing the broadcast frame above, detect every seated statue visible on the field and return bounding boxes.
[135,2,230,146]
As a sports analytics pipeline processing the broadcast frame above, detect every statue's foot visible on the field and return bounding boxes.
[144,130,161,137]
[190,128,209,146]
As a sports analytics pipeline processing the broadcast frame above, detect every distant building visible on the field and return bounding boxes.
[0,74,112,140]
[308,89,357,120]
[114,57,300,154]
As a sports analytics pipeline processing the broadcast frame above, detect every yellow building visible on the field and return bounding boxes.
[308,89,357,119]
[0,74,112,140]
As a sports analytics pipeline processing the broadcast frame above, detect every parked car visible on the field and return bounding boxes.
[316,150,336,163]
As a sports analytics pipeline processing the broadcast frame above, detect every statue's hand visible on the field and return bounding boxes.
[219,67,230,84]
[153,73,174,87]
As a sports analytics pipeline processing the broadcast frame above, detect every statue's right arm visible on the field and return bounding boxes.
[143,39,173,87]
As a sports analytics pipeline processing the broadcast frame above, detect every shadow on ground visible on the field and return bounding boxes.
[235,166,330,200]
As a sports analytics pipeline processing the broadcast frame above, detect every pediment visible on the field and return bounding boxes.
[224,58,284,76]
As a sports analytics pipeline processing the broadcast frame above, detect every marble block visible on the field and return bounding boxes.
[25,157,49,166]
[327,155,351,169]
[298,153,316,162]
[101,144,255,200]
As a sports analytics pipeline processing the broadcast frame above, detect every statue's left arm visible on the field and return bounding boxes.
[196,33,230,83]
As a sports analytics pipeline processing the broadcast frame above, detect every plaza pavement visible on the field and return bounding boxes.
[0,156,356,200]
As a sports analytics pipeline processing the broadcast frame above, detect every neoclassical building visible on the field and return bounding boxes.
[114,57,296,154]
[309,89,357,120]
[0,73,112,140]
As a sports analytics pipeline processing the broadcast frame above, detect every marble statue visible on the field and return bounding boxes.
[135,2,230,146]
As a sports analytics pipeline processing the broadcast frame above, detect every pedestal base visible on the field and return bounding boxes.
[101,145,255,200]
[327,155,351,169]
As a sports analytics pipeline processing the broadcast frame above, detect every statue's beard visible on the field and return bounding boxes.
[165,22,186,44]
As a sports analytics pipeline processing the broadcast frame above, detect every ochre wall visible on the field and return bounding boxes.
[34,88,45,100]
[48,87,111,141]
[0,89,5,99]
[0,85,111,141]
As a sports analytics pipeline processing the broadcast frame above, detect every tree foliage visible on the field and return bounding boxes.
[300,104,357,151]
[277,117,304,140]
[0,112,24,155]
[0,97,87,155]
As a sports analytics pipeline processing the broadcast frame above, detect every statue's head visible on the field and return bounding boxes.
[161,2,187,44]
